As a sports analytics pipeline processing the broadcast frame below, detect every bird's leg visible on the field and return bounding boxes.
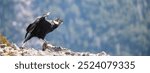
[20,42,26,49]
[44,40,53,47]
[40,39,53,51]
[44,40,48,44]
[40,39,48,51]
[21,43,25,47]
[39,39,47,44]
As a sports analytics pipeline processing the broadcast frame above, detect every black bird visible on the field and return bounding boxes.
[22,12,63,47]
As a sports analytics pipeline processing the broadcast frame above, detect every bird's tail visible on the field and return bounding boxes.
[25,32,28,39]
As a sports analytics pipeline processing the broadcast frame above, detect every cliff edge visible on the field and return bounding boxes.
[0,34,108,56]
[0,43,108,56]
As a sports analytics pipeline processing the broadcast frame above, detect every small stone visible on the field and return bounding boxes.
[38,50,46,56]
[3,48,9,53]
[0,49,4,55]
[0,49,3,52]
[97,51,107,56]
[7,51,16,56]
[53,46,62,51]
[0,44,7,48]
[65,51,71,55]
[70,53,75,56]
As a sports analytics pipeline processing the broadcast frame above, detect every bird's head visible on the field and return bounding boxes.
[53,18,63,25]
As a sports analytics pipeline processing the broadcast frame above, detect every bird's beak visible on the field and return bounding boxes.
[60,20,63,24]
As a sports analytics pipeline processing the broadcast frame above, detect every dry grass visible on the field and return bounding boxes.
[0,33,11,46]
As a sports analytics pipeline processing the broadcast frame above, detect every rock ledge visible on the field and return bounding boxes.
[0,43,109,56]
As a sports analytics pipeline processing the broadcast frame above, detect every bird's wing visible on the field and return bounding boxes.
[25,23,35,39]
[25,17,40,38]
[26,17,40,32]
[26,23,35,33]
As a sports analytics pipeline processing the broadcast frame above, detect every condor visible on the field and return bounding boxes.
[22,12,63,47]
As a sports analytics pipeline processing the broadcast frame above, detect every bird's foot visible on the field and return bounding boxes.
[20,43,26,49]
[42,42,48,51]
[42,42,54,51]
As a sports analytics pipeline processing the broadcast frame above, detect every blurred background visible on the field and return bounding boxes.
[0,0,150,56]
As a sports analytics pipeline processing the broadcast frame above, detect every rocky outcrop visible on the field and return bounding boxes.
[0,43,108,56]
[0,34,108,56]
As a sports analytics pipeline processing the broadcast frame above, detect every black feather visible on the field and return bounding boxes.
[23,15,63,43]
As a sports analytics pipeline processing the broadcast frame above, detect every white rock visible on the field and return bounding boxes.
[0,44,7,48]
[12,44,20,50]
[0,43,109,56]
